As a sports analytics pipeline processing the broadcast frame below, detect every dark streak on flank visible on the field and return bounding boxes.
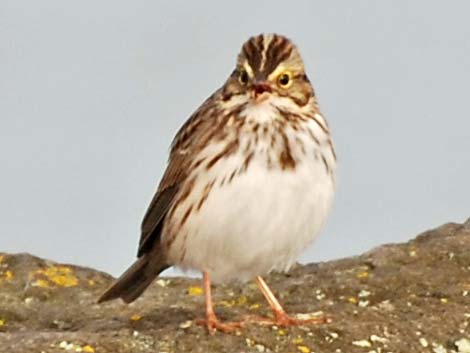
[328,139,337,161]
[270,134,276,148]
[169,177,195,219]
[197,103,246,152]
[242,151,255,172]
[196,180,215,211]
[198,109,229,148]
[279,131,296,170]
[244,138,252,154]
[321,154,330,175]
[180,204,193,228]
[179,245,186,262]
[306,127,320,145]
[192,158,206,169]
[178,181,194,202]
[310,114,329,134]
[263,125,269,136]
[206,138,239,170]
[219,176,226,187]
[163,228,177,249]
[200,186,213,206]
[228,169,237,183]
[314,150,320,161]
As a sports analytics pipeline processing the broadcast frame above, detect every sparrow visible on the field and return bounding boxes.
[98,33,336,334]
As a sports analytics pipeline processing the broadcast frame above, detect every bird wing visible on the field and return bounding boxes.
[136,91,221,258]
[137,152,187,257]
[138,185,178,257]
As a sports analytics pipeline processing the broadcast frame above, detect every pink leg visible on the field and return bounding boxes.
[249,276,328,326]
[195,271,244,334]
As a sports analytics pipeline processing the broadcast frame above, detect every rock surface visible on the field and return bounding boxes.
[1,220,470,353]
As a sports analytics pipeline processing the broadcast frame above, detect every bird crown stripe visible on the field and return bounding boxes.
[242,34,294,77]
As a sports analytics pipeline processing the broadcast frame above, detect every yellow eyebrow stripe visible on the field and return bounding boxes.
[267,65,288,81]
[243,61,254,78]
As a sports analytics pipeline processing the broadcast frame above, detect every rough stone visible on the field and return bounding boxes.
[1,220,469,352]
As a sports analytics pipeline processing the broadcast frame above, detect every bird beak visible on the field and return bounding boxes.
[252,81,272,102]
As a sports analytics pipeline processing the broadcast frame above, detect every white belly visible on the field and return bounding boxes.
[166,152,335,283]
[165,97,336,283]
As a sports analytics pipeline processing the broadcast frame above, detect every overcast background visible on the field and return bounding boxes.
[1,1,469,277]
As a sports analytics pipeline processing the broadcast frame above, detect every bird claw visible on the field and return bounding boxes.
[195,314,244,334]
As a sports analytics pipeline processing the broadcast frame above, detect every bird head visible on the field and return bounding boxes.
[222,34,315,107]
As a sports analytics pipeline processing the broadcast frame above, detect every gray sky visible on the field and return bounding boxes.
[1,1,469,277]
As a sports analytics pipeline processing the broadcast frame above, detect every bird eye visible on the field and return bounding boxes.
[238,70,249,85]
[277,72,292,88]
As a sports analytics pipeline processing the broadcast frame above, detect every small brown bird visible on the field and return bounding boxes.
[98,34,336,334]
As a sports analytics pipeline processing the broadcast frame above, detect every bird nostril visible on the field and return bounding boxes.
[253,83,272,95]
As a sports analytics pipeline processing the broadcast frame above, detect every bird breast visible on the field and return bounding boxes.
[163,100,336,283]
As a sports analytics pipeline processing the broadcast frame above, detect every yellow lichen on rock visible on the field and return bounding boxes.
[82,345,95,353]
[188,286,203,296]
[0,270,13,282]
[4,270,13,280]
[217,295,249,308]
[348,297,358,304]
[297,345,311,353]
[237,295,248,305]
[0,319,5,326]
[34,266,79,287]
[218,299,235,307]
[356,271,369,278]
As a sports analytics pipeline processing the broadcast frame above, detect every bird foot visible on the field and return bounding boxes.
[245,311,329,327]
[195,314,244,334]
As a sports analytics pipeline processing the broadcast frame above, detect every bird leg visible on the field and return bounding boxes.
[195,271,244,334]
[248,276,328,326]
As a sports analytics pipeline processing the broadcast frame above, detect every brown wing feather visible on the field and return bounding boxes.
[137,149,191,257]
[137,92,221,258]
[138,185,178,256]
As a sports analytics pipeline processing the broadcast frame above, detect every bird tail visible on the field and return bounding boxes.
[97,254,168,304]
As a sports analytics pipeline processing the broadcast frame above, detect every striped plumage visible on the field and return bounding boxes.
[99,34,336,333]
